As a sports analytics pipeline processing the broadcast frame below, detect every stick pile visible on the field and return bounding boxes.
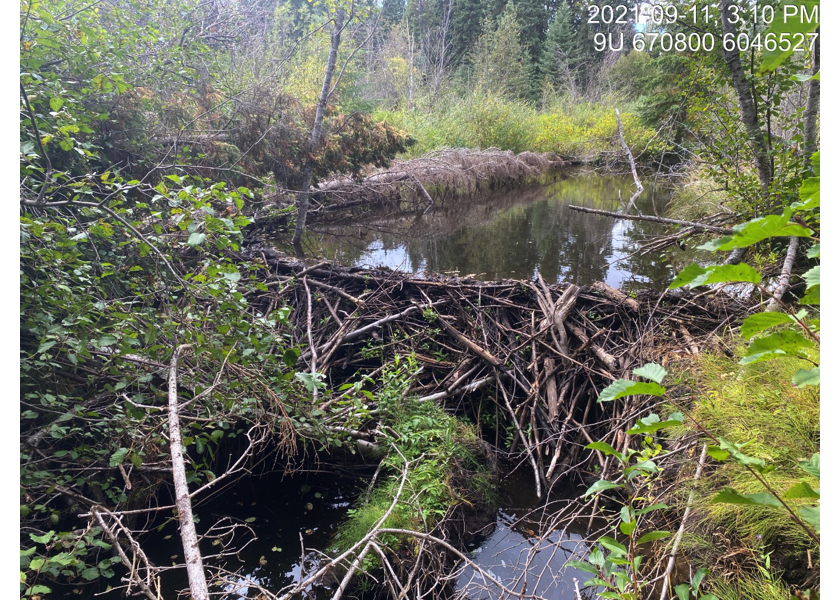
[242,248,750,495]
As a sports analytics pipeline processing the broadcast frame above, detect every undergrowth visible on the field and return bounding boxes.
[377,93,665,161]
[672,348,819,597]
[330,355,494,564]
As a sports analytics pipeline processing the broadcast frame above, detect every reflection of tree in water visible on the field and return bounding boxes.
[298,172,677,287]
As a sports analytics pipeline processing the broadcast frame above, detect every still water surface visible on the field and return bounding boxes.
[298,171,679,290]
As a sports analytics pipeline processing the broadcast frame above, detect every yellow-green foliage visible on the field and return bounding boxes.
[675,349,819,573]
[711,571,793,600]
[376,93,663,160]
[668,167,732,221]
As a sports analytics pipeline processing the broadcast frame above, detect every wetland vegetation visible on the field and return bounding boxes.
[20,1,819,599]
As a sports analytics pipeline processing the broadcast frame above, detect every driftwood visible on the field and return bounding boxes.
[568,205,735,234]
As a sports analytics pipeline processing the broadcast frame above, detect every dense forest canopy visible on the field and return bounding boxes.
[20,0,819,599]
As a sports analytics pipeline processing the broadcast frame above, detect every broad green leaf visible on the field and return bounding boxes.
[583,578,611,587]
[637,530,671,545]
[599,593,623,600]
[740,331,815,365]
[707,446,730,462]
[588,548,606,568]
[671,264,761,289]
[710,488,782,508]
[37,340,56,354]
[50,97,63,111]
[674,583,691,600]
[81,567,100,580]
[741,313,793,340]
[637,503,669,516]
[796,176,820,210]
[792,367,819,387]
[800,506,820,532]
[565,559,599,575]
[760,1,820,71]
[783,481,820,500]
[632,363,667,384]
[97,335,118,347]
[669,263,706,289]
[692,567,710,592]
[806,243,820,258]
[718,439,766,469]
[598,536,627,557]
[803,266,819,288]
[799,454,820,479]
[597,380,665,403]
[109,447,129,467]
[628,412,683,435]
[583,480,622,497]
[30,531,55,544]
[800,284,820,305]
[282,348,300,368]
[585,441,625,461]
[626,460,659,479]
[187,232,206,247]
[698,215,812,252]
[619,520,636,536]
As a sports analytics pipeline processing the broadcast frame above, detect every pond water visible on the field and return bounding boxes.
[295,171,682,290]
[456,467,599,600]
[143,468,599,599]
[146,471,364,599]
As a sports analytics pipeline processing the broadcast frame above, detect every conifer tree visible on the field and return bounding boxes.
[470,2,533,101]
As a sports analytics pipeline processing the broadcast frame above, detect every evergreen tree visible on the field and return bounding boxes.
[470,3,533,101]
[510,0,549,82]
[540,1,587,98]
[450,0,485,63]
[381,0,406,29]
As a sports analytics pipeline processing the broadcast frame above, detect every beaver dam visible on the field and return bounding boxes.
[134,244,749,599]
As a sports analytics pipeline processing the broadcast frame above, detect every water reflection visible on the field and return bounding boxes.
[457,468,599,600]
[297,172,677,289]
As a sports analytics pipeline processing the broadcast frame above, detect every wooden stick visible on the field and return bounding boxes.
[568,205,734,234]
[659,445,707,600]
[615,109,644,210]
[591,281,640,312]
[167,345,209,600]
[437,315,503,367]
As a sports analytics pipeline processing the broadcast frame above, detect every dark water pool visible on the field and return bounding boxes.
[295,171,683,290]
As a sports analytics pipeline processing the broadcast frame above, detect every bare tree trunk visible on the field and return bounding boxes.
[167,345,209,600]
[719,0,773,192]
[292,8,347,246]
[803,30,820,169]
[768,37,818,311]
[767,237,799,312]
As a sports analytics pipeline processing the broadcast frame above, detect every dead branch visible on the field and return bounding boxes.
[167,344,210,600]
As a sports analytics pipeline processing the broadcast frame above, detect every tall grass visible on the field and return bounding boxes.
[671,349,819,593]
[375,92,665,161]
